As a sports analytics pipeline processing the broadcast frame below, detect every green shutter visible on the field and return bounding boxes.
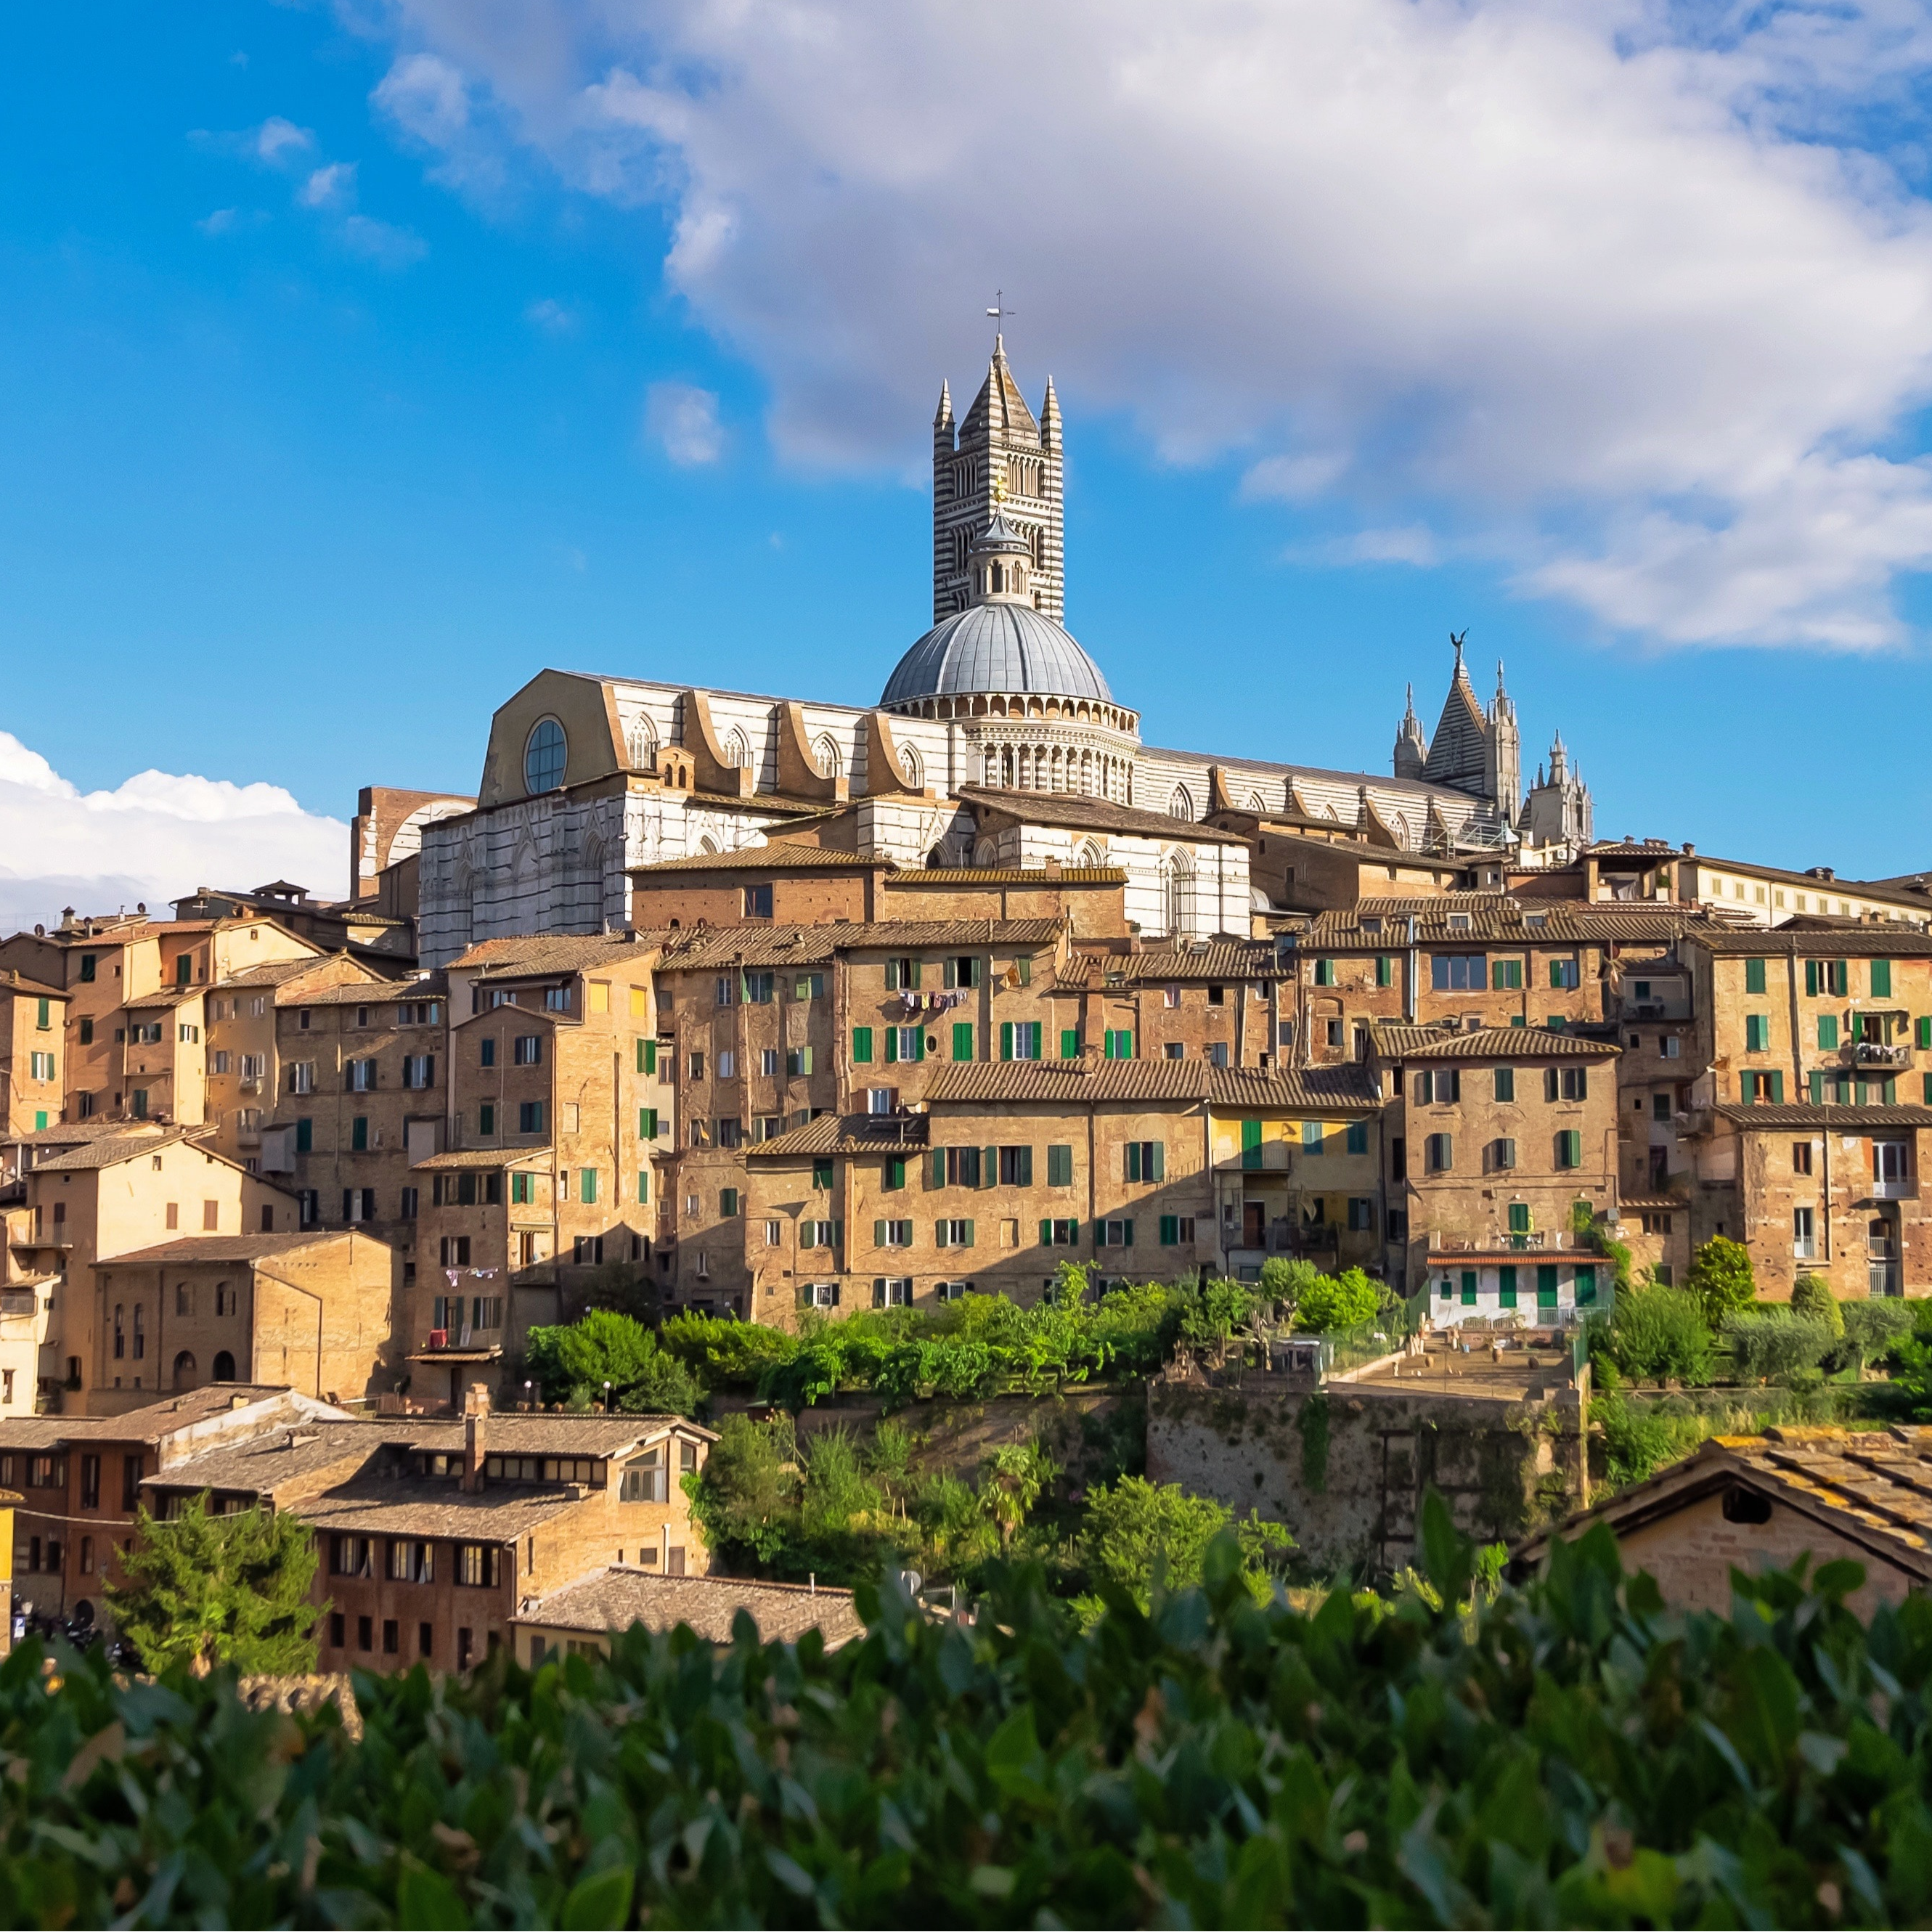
[295,1117,312,1154]
[1376,955,1392,987]
[1040,1220,1053,1247]
[1060,1028,1080,1059]
[1919,1017,1932,1049]
[1241,1119,1261,1171]
[962,1219,974,1247]
[931,1149,945,1188]
[982,1146,995,1189]
[873,1219,886,1248]
[1924,1074,1932,1105]
[1886,1077,1898,1104]
[1159,1215,1175,1245]
[1000,1022,1014,1061]
[1151,1142,1165,1181]
[1819,1016,1838,1049]
[913,1030,925,1062]
[637,1170,648,1205]
[1461,1271,1477,1305]
[1874,959,1894,997]
[1574,1265,1597,1306]
[1497,1265,1517,1308]
[1122,1220,1134,1247]
[884,1027,897,1064]
[1745,957,1766,994]
[852,1027,873,1064]
[1507,1203,1529,1234]
[1536,1264,1558,1307]
[1805,959,1819,997]
[886,1157,905,1191]
[953,1022,974,1061]
[1811,1072,1825,1104]
[1770,1072,1785,1104]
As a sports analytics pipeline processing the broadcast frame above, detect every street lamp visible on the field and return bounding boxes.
[603,1379,613,1414]
[523,1378,533,1412]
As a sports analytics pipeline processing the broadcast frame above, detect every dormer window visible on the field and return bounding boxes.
[1361,917,1383,936]
[1448,913,1472,932]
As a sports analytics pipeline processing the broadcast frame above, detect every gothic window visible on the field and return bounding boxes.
[1075,839,1104,868]
[974,839,999,868]
[953,527,969,572]
[1001,747,1014,786]
[627,714,659,770]
[899,744,922,788]
[812,733,841,779]
[1247,791,1265,812]
[723,727,751,770]
[1163,856,1191,938]
[1169,784,1195,822]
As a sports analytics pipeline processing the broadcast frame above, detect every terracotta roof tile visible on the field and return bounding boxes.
[919,1059,1381,1109]
[1371,1022,1616,1061]
[1688,929,1932,957]
[410,1146,551,1170]
[523,1566,864,1648]
[33,1129,199,1172]
[1069,939,1282,985]
[884,868,1127,887]
[957,785,1251,846]
[97,1232,335,1267]
[1711,1103,1932,1129]
[746,1113,932,1158]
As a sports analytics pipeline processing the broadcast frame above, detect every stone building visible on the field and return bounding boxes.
[403,346,1583,968]
[88,1229,399,1412]
[0,971,67,1136]
[1370,1022,1622,1298]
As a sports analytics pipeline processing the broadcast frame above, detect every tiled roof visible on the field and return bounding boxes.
[410,1146,551,1170]
[1676,851,1932,907]
[956,786,1252,847]
[99,1232,333,1268]
[0,1385,306,1449]
[523,1566,864,1649]
[1371,1022,1616,1061]
[381,1414,710,1456]
[629,846,893,874]
[1514,1427,1932,1583]
[0,969,68,1000]
[122,986,204,1011]
[883,868,1128,887]
[293,1478,585,1542]
[449,934,660,974]
[1688,929,1932,957]
[648,920,1064,971]
[221,958,360,989]
[142,1422,375,1496]
[278,978,438,1007]
[1711,1104,1932,1130]
[7,1120,171,1149]
[920,1059,1382,1109]
[746,1114,932,1159]
[33,1129,197,1172]
[1070,940,1282,984]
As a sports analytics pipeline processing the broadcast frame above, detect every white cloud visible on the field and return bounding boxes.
[524,295,577,334]
[643,380,724,465]
[196,207,240,237]
[373,52,471,145]
[340,212,428,266]
[253,115,314,164]
[0,732,346,934]
[359,0,1932,648]
[298,160,356,209]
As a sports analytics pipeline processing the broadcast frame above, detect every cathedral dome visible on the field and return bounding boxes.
[880,602,1114,707]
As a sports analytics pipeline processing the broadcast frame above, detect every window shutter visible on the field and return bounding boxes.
[963,1219,974,1247]
[1040,1220,1052,1247]
[1123,1144,1136,1183]
[930,1149,945,1188]
[852,1027,872,1065]
[1548,960,1562,989]
[943,958,957,989]
[1919,1017,1932,1049]
[914,1030,926,1062]
[1805,959,1819,997]
[954,1022,973,1061]
[1017,1146,1032,1186]
[1123,1219,1134,1247]
[873,1219,885,1249]
[1770,1072,1785,1104]
[1874,960,1893,997]
[1886,1077,1898,1104]
[1152,1142,1165,1181]
[1745,957,1766,995]
[1061,1029,1079,1059]
[1377,955,1392,987]
[1000,1022,1014,1061]
[884,1027,897,1064]
[1544,1067,1557,1102]
[982,1146,995,1188]
[1810,1072,1824,1104]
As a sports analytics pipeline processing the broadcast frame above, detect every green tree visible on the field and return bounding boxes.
[1292,1268,1381,1333]
[1790,1272,1845,1340]
[686,1414,800,1565]
[1178,1277,1258,1364]
[105,1496,323,1676]
[979,1441,1057,1548]
[1686,1234,1756,1326]
[1080,1476,1290,1609]
[524,1309,701,1415]
[1605,1284,1713,1385]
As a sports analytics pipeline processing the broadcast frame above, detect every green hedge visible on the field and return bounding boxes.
[5,1499,1932,1927]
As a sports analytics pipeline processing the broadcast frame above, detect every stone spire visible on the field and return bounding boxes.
[1393,682,1428,780]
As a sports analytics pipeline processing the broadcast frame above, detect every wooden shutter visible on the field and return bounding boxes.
[954,1023,973,1061]
[982,1146,995,1188]
[963,1220,974,1247]
[852,1027,872,1064]
[1061,1029,1079,1059]
[1770,1072,1785,1104]
[873,1220,886,1248]
[930,1150,945,1188]
[1151,1142,1165,1181]
[884,1027,897,1064]
[1874,959,1894,997]
[913,1030,926,1063]
[1000,1022,1014,1061]
[1745,958,1766,994]
[1805,960,1819,996]
[1040,1220,1053,1247]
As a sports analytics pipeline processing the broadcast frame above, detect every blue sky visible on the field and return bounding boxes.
[4,1,1932,924]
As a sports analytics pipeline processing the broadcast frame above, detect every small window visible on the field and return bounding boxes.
[1721,1486,1772,1525]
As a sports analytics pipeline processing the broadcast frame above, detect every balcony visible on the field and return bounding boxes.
[0,1292,38,1319]
[1215,1144,1293,1175]
[1872,1178,1918,1201]
[1851,1041,1912,1069]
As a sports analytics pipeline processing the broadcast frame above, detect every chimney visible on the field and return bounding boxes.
[463,1385,489,1491]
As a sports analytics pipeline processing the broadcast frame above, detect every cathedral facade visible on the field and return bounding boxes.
[412,342,1591,968]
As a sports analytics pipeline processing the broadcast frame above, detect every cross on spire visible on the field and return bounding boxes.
[985,289,1016,351]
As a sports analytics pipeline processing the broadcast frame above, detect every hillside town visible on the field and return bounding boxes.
[4,343,1930,1666]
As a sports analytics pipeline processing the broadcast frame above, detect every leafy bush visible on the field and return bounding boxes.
[1605,1284,1713,1384]
[1079,1477,1290,1609]
[1791,1272,1846,1340]
[1686,1234,1757,1326]
[22,1499,1932,1928]
[1841,1297,1915,1372]
[1176,1277,1258,1361]
[105,1496,322,1676]
[1723,1311,1833,1386]
[524,1308,703,1415]
[1290,1267,1382,1334]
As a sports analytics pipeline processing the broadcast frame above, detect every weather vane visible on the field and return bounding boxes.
[986,290,1015,344]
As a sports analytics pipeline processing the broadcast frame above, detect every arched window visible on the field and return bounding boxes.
[173,1350,197,1390]
[812,733,842,779]
[723,727,751,770]
[524,717,567,794]
[212,1350,236,1382]
[982,749,1000,788]
[1075,839,1104,868]
[1169,785,1194,822]
[627,714,659,770]
[974,838,999,868]
[1001,747,1014,786]
[1163,856,1191,938]
[899,743,923,788]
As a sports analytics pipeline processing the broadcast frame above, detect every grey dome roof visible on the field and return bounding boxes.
[881,603,1114,706]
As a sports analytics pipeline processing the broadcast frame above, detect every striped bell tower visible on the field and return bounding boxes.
[932,337,1064,624]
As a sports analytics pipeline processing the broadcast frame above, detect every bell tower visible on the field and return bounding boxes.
[932,333,1064,624]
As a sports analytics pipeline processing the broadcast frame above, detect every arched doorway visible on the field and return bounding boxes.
[211,1350,236,1382]
[172,1350,197,1390]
